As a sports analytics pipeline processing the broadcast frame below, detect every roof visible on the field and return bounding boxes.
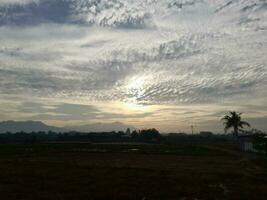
[237,135,255,141]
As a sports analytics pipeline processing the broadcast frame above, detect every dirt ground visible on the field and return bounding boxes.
[0,143,266,200]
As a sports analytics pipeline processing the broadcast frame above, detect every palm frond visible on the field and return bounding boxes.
[240,121,250,127]
[221,111,250,137]
[221,115,230,121]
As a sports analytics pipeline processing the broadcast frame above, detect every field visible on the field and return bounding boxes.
[0,142,267,200]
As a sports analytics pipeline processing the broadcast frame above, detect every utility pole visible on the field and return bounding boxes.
[191,125,194,135]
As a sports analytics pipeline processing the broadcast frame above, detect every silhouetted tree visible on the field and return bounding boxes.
[126,128,131,135]
[140,128,161,141]
[221,111,250,137]
[117,131,125,136]
[131,130,138,138]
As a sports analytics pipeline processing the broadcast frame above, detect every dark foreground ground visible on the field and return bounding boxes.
[0,142,267,200]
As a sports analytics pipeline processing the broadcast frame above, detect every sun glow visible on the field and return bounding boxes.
[123,101,151,113]
[94,100,154,117]
[120,74,155,113]
[124,74,154,100]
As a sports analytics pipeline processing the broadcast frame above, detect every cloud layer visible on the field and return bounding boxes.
[0,0,266,132]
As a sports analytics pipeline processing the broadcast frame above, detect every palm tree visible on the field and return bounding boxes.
[221,111,250,137]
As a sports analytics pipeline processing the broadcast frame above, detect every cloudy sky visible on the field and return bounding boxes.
[0,0,266,132]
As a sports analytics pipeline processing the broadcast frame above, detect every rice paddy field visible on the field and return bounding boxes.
[0,142,266,200]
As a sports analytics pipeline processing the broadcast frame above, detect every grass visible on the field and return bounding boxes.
[0,142,266,200]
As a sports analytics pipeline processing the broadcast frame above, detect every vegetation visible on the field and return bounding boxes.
[222,111,251,137]
[131,128,161,142]
[253,136,267,153]
[0,129,233,144]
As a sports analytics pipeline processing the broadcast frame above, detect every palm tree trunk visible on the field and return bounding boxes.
[233,126,238,138]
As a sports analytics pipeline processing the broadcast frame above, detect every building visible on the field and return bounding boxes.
[238,135,258,152]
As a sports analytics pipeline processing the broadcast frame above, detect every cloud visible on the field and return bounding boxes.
[0,0,266,30]
[71,0,153,28]
[0,0,70,25]
[0,0,266,131]
[0,0,153,28]
[11,101,154,124]
[0,20,266,104]
[0,0,39,6]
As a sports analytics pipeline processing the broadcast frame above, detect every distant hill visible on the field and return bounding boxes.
[0,121,64,133]
[0,121,136,133]
[65,122,136,133]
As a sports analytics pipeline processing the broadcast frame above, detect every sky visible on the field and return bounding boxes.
[0,0,266,133]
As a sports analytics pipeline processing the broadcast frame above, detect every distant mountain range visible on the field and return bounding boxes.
[0,121,64,133]
[0,121,136,133]
[66,122,136,133]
